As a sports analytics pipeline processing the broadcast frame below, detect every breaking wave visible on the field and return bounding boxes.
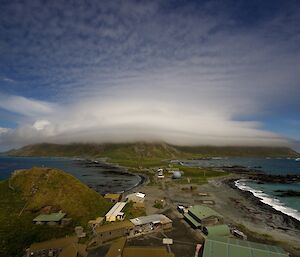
[235,179,300,221]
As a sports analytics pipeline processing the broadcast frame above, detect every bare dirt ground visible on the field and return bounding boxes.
[142,175,300,257]
[89,175,300,257]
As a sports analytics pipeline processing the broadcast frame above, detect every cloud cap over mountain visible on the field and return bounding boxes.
[0,0,299,149]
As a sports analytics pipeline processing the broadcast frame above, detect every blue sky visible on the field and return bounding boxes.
[0,0,299,150]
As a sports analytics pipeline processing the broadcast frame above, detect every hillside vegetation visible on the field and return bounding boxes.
[0,167,112,257]
[10,167,112,222]
[176,145,300,157]
[6,143,299,168]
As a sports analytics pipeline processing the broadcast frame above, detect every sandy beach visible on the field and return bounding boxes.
[138,175,300,257]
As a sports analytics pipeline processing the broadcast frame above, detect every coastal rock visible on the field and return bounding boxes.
[275,190,300,197]
[249,174,300,184]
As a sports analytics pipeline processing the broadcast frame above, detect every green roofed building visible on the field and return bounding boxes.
[33,212,66,225]
[202,236,289,257]
[184,205,223,229]
[183,213,201,228]
[202,224,230,237]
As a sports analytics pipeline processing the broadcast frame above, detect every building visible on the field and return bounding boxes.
[202,236,289,257]
[104,193,122,203]
[88,217,104,228]
[157,168,165,179]
[92,220,135,245]
[26,236,88,257]
[172,171,182,179]
[105,237,127,257]
[202,224,230,237]
[184,205,223,229]
[105,202,127,222]
[232,229,247,240]
[130,214,172,235]
[33,212,66,225]
[105,237,174,257]
[123,247,174,257]
[125,192,145,203]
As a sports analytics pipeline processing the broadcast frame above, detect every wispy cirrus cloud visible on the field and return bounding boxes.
[0,94,56,117]
[2,77,15,83]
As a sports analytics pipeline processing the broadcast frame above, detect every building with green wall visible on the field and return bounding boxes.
[184,205,223,229]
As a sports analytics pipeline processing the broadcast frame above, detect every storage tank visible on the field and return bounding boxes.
[172,171,182,179]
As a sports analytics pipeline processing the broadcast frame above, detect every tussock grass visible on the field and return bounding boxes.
[0,167,113,257]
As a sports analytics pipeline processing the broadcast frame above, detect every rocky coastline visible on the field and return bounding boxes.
[75,159,148,194]
[225,178,300,230]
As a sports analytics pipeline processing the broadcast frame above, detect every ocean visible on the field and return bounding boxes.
[181,157,300,221]
[0,156,141,194]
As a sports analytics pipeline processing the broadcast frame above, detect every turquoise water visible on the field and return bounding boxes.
[182,157,300,220]
[0,156,141,194]
[235,179,300,221]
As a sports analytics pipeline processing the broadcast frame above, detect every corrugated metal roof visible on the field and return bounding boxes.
[130,214,172,226]
[29,236,78,251]
[123,247,175,257]
[188,205,222,220]
[33,212,66,222]
[203,225,230,236]
[105,237,127,257]
[95,220,134,234]
[105,202,127,218]
[58,244,78,257]
[202,236,288,257]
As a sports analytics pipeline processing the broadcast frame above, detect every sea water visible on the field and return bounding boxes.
[181,157,300,221]
[0,156,141,194]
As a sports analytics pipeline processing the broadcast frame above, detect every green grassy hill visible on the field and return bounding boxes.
[6,143,299,166]
[0,167,112,257]
[176,145,300,157]
[10,167,112,222]
[6,142,186,167]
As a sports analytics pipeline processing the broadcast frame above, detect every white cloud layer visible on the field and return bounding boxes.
[0,0,299,148]
[0,92,290,147]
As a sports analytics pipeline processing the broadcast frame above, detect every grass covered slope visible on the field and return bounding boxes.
[7,142,299,161]
[7,143,186,167]
[0,167,112,257]
[0,180,72,257]
[177,145,300,157]
[10,167,112,222]
[7,142,182,158]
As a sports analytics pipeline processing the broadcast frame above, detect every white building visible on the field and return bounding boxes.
[125,192,145,203]
[130,214,172,234]
[105,202,127,222]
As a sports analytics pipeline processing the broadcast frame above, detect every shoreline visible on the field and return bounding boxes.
[225,178,300,228]
[234,178,300,222]
[199,175,300,256]
[80,158,149,194]
[0,156,148,195]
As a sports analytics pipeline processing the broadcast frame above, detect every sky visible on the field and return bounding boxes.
[0,0,300,150]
